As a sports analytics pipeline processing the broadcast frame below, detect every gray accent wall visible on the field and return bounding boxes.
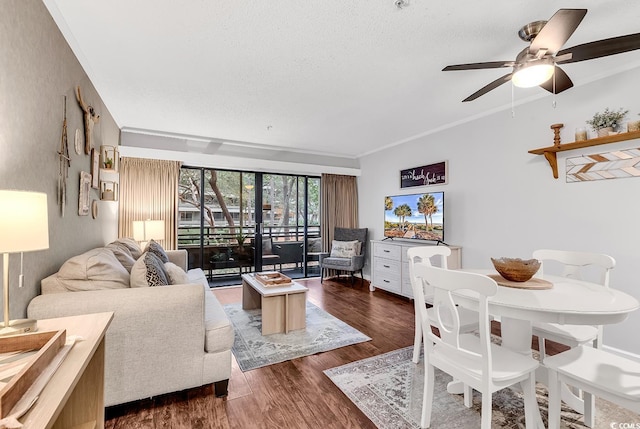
[1,0,120,318]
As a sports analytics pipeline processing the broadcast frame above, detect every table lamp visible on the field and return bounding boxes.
[132,219,165,248]
[0,190,49,336]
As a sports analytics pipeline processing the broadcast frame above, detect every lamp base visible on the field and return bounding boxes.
[0,318,38,337]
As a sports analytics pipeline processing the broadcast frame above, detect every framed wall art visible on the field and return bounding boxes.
[79,171,91,216]
[566,147,640,182]
[90,148,100,189]
[400,161,448,188]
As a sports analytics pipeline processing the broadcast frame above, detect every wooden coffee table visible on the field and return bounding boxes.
[241,273,309,335]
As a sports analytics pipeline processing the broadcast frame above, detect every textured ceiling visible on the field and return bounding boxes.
[44,0,640,159]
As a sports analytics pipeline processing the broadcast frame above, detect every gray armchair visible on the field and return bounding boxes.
[319,227,368,284]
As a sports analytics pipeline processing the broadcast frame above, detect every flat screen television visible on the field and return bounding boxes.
[384,191,445,243]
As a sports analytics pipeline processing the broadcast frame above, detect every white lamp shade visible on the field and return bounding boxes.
[0,190,49,253]
[132,220,165,241]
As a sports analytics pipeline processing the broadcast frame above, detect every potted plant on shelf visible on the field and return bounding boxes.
[586,107,629,137]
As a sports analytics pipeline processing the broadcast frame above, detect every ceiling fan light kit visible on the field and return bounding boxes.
[442,8,640,102]
[512,59,555,88]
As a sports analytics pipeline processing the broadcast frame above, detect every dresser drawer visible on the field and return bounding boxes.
[374,256,401,274]
[374,243,401,260]
[373,271,401,293]
[402,261,414,298]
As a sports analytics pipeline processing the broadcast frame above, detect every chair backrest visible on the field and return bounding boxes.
[533,249,615,287]
[334,227,368,257]
[262,237,274,255]
[412,263,497,376]
[407,246,451,303]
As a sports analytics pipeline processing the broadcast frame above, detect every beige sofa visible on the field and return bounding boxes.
[27,240,234,407]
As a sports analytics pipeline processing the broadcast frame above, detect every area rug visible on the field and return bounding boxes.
[224,302,371,371]
[324,346,639,429]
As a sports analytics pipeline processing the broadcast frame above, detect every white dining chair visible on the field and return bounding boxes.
[531,249,615,360]
[545,345,640,429]
[407,246,481,364]
[413,263,539,429]
[531,249,615,427]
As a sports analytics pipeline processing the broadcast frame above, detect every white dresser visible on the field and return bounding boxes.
[370,240,461,298]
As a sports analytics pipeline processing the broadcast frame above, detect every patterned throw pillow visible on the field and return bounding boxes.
[144,252,169,286]
[130,252,169,287]
[330,240,359,258]
[145,239,169,263]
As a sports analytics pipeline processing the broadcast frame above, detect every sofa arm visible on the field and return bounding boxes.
[27,283,206,406]
[167,249,188,270]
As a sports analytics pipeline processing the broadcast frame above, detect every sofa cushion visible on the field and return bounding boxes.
[56,247,130,291]
[111,238,143,260]
[203,285,235,353]
[164,262,190,285]
[323,256,353,267]
[145,239,169,263]
[130,252,169,287]
[187,268,208,288]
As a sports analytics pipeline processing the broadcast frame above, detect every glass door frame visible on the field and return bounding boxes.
[178,166,320,285]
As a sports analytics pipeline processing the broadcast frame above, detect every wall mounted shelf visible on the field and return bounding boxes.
[529,124,640,179]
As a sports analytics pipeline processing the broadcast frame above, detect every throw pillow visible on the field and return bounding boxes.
[145,239,169,263]
[111,238,143,260]
[57,247,130,291]
[164,262,190,285]
[130,252,169,287]
[106,243,137,273]
[330,240,359,258]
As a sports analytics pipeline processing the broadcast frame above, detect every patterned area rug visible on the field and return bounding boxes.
[224,302,371,371]
[325,346,639,429]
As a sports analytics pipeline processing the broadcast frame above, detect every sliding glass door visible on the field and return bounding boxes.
[177,167,320,287]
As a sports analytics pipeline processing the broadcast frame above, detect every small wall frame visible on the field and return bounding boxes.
[100,180,118,201]
[100,145,119,172]
[79,171,91,215]
[90,148,100,189]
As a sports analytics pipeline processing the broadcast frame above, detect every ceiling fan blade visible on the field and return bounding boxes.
[539,66,573,94]
[530,9,587,55]
[556,33,640,64]
[462,73,512,102]
[443,61,513,71]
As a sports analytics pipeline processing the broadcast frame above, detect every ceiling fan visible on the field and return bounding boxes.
[443,9,640,102]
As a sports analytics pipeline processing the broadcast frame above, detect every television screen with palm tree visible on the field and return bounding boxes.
[384,192,444,242]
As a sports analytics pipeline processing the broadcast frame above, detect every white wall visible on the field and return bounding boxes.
[359,67,640,356]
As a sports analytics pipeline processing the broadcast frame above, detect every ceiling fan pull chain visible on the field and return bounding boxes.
[552,70,557,108]
[511,81,516,118]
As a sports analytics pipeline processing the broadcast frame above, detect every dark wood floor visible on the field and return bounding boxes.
[105,277,565,429]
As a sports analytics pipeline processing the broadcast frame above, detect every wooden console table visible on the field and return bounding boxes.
[19,312,113,429]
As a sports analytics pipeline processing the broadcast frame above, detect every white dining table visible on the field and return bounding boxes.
[450,270,640,427]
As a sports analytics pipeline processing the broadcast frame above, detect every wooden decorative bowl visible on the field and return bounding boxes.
[491,257,541,282]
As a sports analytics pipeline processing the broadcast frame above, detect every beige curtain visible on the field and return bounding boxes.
[118,158,182,249]
[320,173,359,252]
